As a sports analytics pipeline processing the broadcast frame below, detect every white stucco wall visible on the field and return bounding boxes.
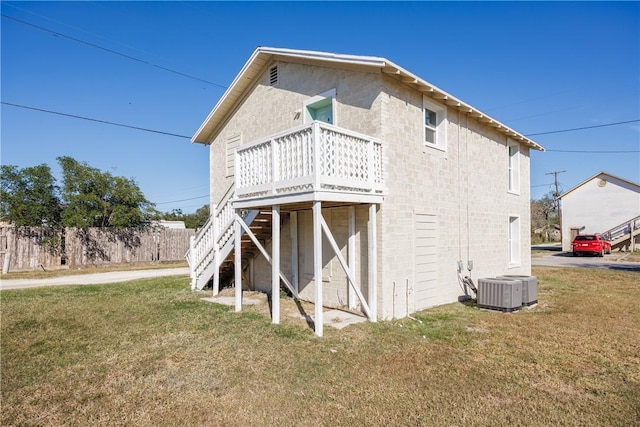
[377,75,531,319]
[206,60,533,319]
[560,174,640,250]
[208,61,382,206]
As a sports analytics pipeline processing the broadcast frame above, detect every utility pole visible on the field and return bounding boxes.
[546,170,566,245]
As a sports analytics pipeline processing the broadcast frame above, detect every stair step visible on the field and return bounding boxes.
[190,198,291,290]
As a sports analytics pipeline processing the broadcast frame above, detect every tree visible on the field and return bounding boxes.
[531,193,557,227]
[0,164,61,227]
[156,204,210,229]
[185,204,210,229]
[531,192,559,242]
[57,156,155,229]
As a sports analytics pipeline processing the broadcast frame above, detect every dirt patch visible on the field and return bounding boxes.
[202,287,366,330]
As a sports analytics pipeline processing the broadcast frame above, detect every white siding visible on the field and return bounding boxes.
[414,213,438,311]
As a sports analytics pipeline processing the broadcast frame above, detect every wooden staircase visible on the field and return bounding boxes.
[186,185,290,291]
[216,210,290,290]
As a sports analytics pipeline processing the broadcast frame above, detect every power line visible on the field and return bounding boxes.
[545,170,566,198]
[532,183,554,188]
[525,119,640,136]
[4,101,639,155]
[1,13,227,89]
[3,2,165,61]
[546,149,639,153]
[155,195,208,205]
[1,102,192,139]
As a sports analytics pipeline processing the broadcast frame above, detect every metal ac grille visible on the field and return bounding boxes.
[498,275,538,306]
[477,278,522,312]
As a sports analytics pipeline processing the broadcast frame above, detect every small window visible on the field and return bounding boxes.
[424,108,437,144]
[423,96,447,151]
[269,65,278,86]
[304,89,336,125]
[508,216,521,266]
[508,140,520,194]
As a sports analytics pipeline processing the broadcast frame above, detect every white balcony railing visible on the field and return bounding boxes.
[235,121,384,200]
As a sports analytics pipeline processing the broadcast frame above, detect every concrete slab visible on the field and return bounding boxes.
[321,309,367,329]
[206,292,367,330]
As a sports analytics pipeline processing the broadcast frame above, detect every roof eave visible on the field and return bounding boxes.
[192,47,545,152]
[560,171,640,198]
[380,59,544,152]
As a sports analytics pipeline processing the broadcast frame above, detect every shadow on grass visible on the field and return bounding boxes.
[266,291,316,332]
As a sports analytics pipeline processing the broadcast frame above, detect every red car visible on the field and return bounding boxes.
[572,234,612,257]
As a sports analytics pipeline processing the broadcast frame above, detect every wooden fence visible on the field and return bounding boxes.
[0,226,195,272]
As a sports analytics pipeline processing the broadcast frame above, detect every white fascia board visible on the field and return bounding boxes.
[192,46,545,152]
[262,46,387,68]
[382,58,544,152]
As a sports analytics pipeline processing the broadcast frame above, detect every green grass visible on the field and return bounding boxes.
[2,267,639,426]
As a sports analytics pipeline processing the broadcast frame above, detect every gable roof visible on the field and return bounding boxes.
[559,171,640,199]
[192,47,545,152]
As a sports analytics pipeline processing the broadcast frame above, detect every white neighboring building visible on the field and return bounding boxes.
[559,172,640,251]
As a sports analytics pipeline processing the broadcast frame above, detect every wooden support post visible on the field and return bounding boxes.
[368,204,377,322]
[249,256,255,290]
[348,206,356,309]
[319,216,371,319]
[290,211,299,294]
[313,201,323,337]
[272,205,280,324]
[213,246,220,296]
[236,214,297,298]
[234,216,242,312]
[212,205,219,295]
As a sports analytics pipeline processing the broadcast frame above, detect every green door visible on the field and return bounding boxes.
[307,98,333,124]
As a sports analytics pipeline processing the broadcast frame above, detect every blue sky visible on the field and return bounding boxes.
[2,1,639,214]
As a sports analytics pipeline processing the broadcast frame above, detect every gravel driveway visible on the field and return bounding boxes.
[0,267,190,291]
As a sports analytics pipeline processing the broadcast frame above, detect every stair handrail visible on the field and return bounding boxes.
[214,185,236,247]
[601,215,640,241]
[189,183,235,277]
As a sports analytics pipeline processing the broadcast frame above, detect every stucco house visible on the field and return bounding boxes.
[186,47,545,336]
[559,172,640,251]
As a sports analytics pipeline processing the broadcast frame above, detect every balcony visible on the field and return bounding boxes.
[234,121,385,209]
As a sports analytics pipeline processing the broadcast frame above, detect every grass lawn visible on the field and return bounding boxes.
[2,267,639,426]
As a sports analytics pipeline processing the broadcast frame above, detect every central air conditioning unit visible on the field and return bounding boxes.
[477,278,522,312]
[498,275,538,306]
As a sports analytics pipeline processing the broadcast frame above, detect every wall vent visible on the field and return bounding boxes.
[477,278,522,312]
[269,65,278,86]
[498,275,538,306]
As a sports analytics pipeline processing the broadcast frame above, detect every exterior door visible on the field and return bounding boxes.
[306,98,333,124]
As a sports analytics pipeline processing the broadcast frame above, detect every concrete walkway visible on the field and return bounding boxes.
[0,267,190,291]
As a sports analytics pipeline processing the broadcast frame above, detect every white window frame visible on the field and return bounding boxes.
[507,139,520,194]
[508,215,521,267]
[423,96,448,152]
[303,89,337,125]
